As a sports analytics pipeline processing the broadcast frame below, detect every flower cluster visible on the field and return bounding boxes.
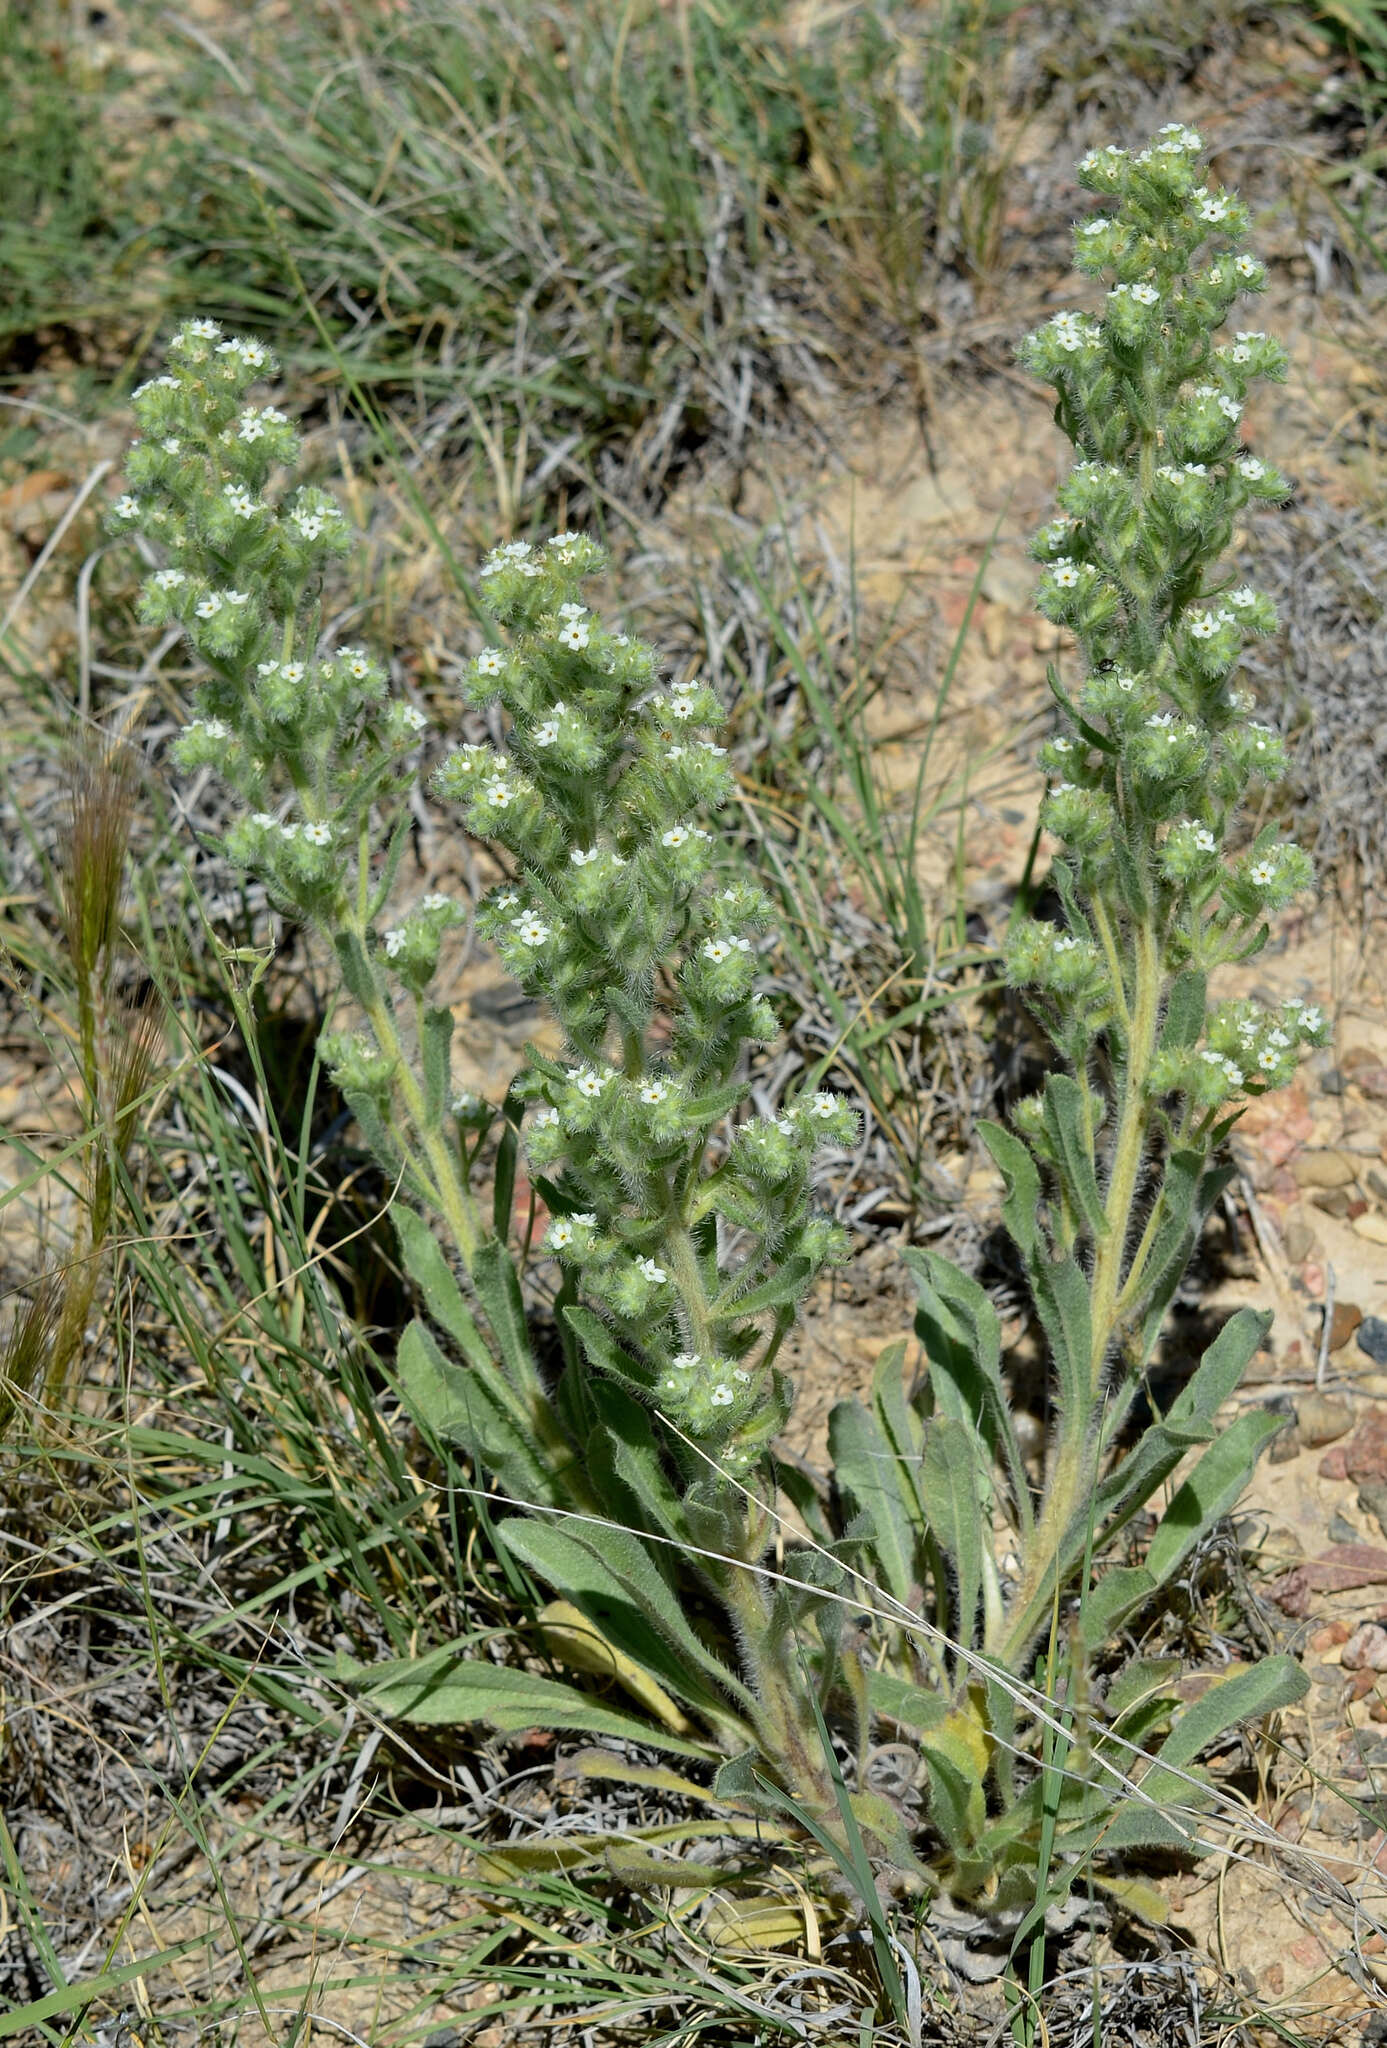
[107,320,428,926]
[432,540,857,1448]
[1009,130,1316,1101]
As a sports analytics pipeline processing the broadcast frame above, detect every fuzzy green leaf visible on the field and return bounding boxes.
[1042,1074,1107,1240]
[827,1397,916,1605]
[902,1247,1030,1531]
[919,1416,985,1651]
[420,1005,454,1126]
[1141,1405,1285,1588]
[472,1236,540,1397]
[397,1319,553,1502]
[394,1206,491,1366]
[1160,969,1208,1051]
[977,1119,1043,1264]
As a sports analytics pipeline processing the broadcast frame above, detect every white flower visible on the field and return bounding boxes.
[1234,254,1260,279]
[475,648,504,676]
[513,915,550,946]
[1147,712,1176,729]
[1052,736,1074,754]
[1183,463,1207,477]
[494,891,520,910]
[1051,563,1081,590]
[548,1218,575,1249]
[279,824,300,841]
[668,695,697,720]
[570,847,599,866]
[574,1069,609,1099]
[251,812,277,829]
[1249,857,1278,887]
[665,745,687,761]
[661,825,691,848]
[672,1352,700,1371]
[698,741,727,757]
[534,1106,561,1129]
[808,1092,838,1119]
[557,602,586,621]
[194,718,229,741]
[1193,827,1217,853]
[550,530,580,547]
[1131,282,1160,306]
[1079,219,1107,237]
[1237,456,1266,480]
[153,568,185,589]
[397,705,427,732]
[572,1211,596,1227]
[1197,196,1231,223]
[710,1385,735,1408]
[384,928,407,958]
[533,720,560,747]
[237,413,266,443]
[1267,1029,1291,1049]
[281,662,305,684]
[162,438,182,455]
[194,594,223,619]
[639,1080,669,1104]
[557,619,590,651]
[1189,613,1219,640]
[225,590,250,606]
[1227,586,1257,608]
[188,317,219,340]
[670,678,698,695]
[703,938,733,963]
[302,822,332,847]
[1217,395,1242,421]
[1053,935,1081,953]
[1228,344,1251,365]
[484,779,513,806]
[1296,1004,1324,1032]
[422,893,451,912]
[502,540,532,559]
[294,513,325,541]
[636,1257,667,1285]
[115,494,140,518]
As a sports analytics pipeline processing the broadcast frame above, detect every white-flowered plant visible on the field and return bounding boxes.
[111,134,1317,1923]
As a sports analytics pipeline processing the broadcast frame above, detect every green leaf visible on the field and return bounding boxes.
[587,1382,688,1552]
[347,1642,710,1757]
[397,1319,553,1503]
[828,1398,916,1604]
[977,1120,1042,1264]
[498,1517,757,1723]
[1078,1564,1156,1650]
[1042,1074,1107,1240]
[902,1248,1030,1531]
[919,1416,985,1651]
[333,927,377,1008]
[1103,1656,1183,1725]
[493,1109,519,1242]
[867,1669,951,1733]
[472,1236,540,1396]
[1160,968,1208,1051]
[420,1004,454,1125]
[1146,1654,1308,1789]
[394,1206,491,1366]
[713,1256,812,1320]
[1032,1254,1091,1421]
[1142,1405,1285,1588]
[565,1304,654,1398]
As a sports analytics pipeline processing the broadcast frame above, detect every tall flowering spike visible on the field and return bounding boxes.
[107,320,427,928]
[1012,128,1323,1106]
[434,540,857,1466]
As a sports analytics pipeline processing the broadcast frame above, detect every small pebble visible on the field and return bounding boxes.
[1355,1212,1387,1247]
[1296,1394,1353,1448]
[1326,1300,1364,1352]
[1342,1622,1387,1672]
[1329,1512,1364,1546]
[1283,1213,1316,1264]
[1359,1317,1387,1367]
[1311,1619,1352,1652]
[1294,1148,1358,1190]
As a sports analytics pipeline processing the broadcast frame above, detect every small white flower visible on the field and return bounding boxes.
[397,705,427,732]
[557,602,587,621]
[1147,711,1176,729]
[1052,737,1074,754]
[1298,1004,1324,1031]
[639,1080,669,1104]
[153,568,185,590]
[282,662,305,684]
[557,619,590,651]
[279,823,300,841]
[550,530,580,547]
[1130,282,1160,306]
[661,825,691,849]
[1197,196,1230,223]
[295,513,325,541]
[501,541,532,559]
[162,438,182,455]
[636,1256,667,1285]
[188,317,219,340]
[1228,344,1251,365]
[422,893,451,911]
[570,846,599,866]
[1267,1029,1291,1049]
[513,915,550,946]
[1193,827,1217,853]
[1217,395,1242,421]
[1237,455,1266,480]
[194,594,223,619]
[533,720,560,747]
[1051,564,1081,590]
[1079,219,1107,236]
[670,678,698,695]
[534,1107,561,1129]
[572,1211,597,1227]
[384,928,407,958]
[1249,857,1278,887]
[251,812,277,829]
[672,1352,700,1371]
[710,1384,735,1408]
[1189,612,1219,640]
[475,648,504,677]
[301,822,331,847]
[1234,254,1260,280]
[225,590,250,606]
[808,1092,838,1120]
[548,1218,575,1249]
[1053,935,1081,953]
[484,779,513,806]
[698,741,727,757]
[115,494,140,518]
[237,413,266,443]
[1227,586,1257,608]
[1183,463,1207,477]
[494,891,520,910]
[668,695,697,720]
[703,938,732,963]
[575,1069,609,1099]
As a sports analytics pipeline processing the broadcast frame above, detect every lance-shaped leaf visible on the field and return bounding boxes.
[919,1415,985,1652]
[977,1120,1043,1265]
[1042,1073,1107,1241]
[902,1251,1031,1533]
[397,1320,555,1504]
[828,1396,917,1605]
